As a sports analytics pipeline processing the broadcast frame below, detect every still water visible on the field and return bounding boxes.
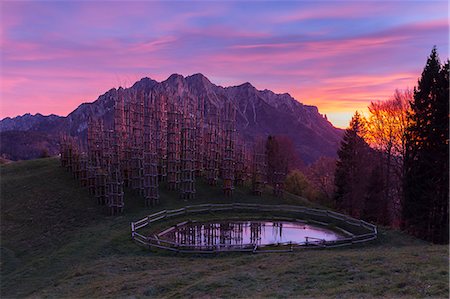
[158,220,344,248]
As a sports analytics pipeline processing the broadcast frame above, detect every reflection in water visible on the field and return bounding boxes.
[158,220,344,249]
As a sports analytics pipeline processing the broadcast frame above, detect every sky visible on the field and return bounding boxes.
[0,0,448,128]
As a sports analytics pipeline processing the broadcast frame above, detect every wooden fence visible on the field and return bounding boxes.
[130,203,377,253]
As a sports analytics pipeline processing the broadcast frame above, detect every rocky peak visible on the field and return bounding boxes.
[131,77,158,91]
[240,82,255,89]
[185,73,215,92]
[0,73,343,163]
[186,73,211,84]
[0,113,63,132]
[165,73,185,85]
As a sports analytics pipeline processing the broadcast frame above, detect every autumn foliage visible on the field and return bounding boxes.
[333,47,449,243]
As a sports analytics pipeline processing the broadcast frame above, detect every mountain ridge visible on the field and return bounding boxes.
[0,73,343,163]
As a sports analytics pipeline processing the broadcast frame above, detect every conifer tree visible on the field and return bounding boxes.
[363,162,387,224]
[334,112,372,217]
[403,47,449,244]
[266,135,299,185]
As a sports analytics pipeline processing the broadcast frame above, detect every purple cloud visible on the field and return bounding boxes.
[0,1,448,128]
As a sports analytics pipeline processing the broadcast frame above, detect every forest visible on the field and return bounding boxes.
[274,47,449,244]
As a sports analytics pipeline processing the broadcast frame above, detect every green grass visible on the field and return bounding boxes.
[1,158,448,298]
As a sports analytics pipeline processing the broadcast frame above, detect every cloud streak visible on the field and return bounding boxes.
[0,1,448,128]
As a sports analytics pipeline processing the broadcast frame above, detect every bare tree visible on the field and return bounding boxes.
[364,89,412,226]
[305,156,336,203]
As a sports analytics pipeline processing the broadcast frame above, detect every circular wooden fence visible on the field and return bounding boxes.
[130,203,377,253]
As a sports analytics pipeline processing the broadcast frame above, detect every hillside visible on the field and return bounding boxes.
[0,74,342,163]
[1,158,448,298]
[0,130,60,160]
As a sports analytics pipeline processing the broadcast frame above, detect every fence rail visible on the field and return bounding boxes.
[130,203,377,253]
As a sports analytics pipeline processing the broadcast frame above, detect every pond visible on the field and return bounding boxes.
[157,220,345,249]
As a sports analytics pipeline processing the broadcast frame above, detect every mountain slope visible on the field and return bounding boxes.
[0,74,342,163]
[1,158,447,298]
[0,113,63,132]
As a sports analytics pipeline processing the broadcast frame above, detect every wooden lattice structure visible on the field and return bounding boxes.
[222,102,236,196]
[130,91,144,194]
[194,97,205,177]
[180,102,196,199]
[205,109,220,186]
[79,153,88,187]
[60,134,77,172]
[167,103,182,190]
[272,171,286,197]
[154,93,168,182]
[234,137,247,186]
[142,96,159,206]
[60,84,283,214]
[252,139,267,196]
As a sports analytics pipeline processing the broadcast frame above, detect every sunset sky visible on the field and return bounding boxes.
[1,1,448,128]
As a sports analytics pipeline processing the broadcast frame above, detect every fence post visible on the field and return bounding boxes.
[130,203,378,252]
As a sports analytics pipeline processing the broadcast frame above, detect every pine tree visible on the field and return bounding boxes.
[363,162,387,224]
[266,135,299,185]
[403,47,449,244]
[334,112,372,217]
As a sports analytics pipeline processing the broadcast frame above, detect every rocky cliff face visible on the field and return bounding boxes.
[0,113,63,132]
[0,73,342,163]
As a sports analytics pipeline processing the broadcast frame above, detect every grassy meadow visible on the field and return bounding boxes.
[1,158,448,298]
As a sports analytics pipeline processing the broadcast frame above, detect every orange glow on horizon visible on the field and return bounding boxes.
[1,1,447,129]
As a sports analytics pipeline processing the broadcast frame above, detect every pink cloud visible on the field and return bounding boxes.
[0,1,447,130]
[272,2,381,23]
